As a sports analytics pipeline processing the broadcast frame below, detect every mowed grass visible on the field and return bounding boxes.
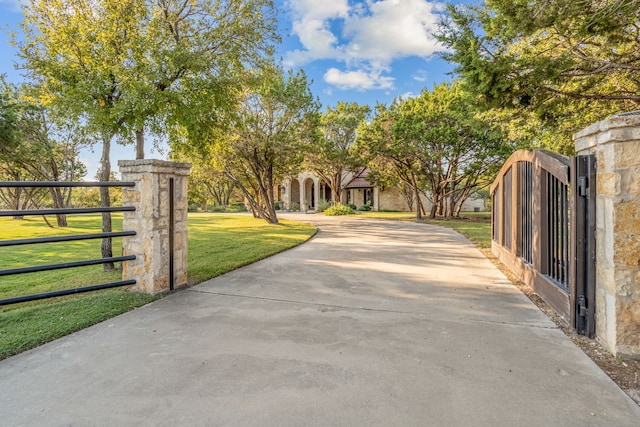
[360,211,492,249]
[0,213,316,359]
[186,213,317,284]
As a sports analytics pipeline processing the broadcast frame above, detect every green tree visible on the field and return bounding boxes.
[172,151,238,211]
[305,102,371,203]
[396,82,511,217]
[0,81,86,225]
[359,82,511,218]
[437,0,640,151]
[357,101,429,219]
[180,67,319,224]
[16,0,278,266]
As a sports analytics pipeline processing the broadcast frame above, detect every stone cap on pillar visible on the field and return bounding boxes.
[118,159,191,175]
[574,114,640,152]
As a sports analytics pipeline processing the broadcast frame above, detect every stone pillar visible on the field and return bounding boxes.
[118,159,191,294]
[574,114,640,358]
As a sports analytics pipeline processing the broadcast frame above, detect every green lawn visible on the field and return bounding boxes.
[0,213,316,359]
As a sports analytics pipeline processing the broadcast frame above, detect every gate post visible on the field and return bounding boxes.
[574,114,640,358]
[118,160,191,294]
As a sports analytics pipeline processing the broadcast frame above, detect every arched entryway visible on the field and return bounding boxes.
[303,178,315,210]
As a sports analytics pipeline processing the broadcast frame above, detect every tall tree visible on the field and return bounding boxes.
[0,81,86,225]
[357,102,429,219]
[16,0,278,266]
[359,82,511,218]
[395,82,511,218]
[305,102,371,203]
[180,67,319,224]
[437,0,640,151]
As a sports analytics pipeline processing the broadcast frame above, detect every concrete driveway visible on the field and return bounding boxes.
[1,215,639,426]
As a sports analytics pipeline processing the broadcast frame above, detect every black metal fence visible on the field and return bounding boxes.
[0,181,137,306]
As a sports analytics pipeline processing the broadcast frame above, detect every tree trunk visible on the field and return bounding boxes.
[415,185,423,220]
[430,189,439,219]
[332,174,342,204]
[99,135,115,271]
[50,187,68,227]
[136,129,144,160]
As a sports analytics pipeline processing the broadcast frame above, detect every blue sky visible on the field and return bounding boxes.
[0,0,462,177]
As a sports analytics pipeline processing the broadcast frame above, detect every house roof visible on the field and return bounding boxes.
[345,168,373,188]
[345,178,373,189]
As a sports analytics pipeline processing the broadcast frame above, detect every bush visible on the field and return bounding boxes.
[291,202,300,211]
[358,204,372,211]
[208,205,226,213]
[347,203,357,210]
[324,203,354,216]
[316,199,332,212]
[226,203,248,213]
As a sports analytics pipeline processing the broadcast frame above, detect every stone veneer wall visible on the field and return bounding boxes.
[118,160,191,294]
[574,115,640,358]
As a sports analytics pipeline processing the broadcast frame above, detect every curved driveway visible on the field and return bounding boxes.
[1,215,639,426]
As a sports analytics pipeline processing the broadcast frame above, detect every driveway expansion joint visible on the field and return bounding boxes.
[187,288,559,330]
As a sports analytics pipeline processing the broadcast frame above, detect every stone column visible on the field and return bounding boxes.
[118,159,191,294]
[574,114,640,358]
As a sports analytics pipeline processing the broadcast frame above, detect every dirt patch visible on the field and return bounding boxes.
[480,247,640,406]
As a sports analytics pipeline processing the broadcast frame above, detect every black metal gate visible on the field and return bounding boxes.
[571,155,596,337]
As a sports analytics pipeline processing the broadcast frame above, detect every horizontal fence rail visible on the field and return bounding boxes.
[0,181,137,306]
[0,281,137,306]
[0,256,136,277]
[0,181,135,188]
[0,231,136,247]
[0,206,135,217]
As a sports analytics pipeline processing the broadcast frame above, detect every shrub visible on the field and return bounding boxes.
[347,203,357,210]
[316,199,332,212]
[324,203,354,216]
[291,202,300,211]
[358,204,372,211]
[209,205,226,213]
[226,203,248,212]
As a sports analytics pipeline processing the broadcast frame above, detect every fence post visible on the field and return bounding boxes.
[574,114,640,358]
[118,160,191,294]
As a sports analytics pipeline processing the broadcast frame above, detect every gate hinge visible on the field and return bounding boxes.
[578,176,589,197]
[578,295,588,318]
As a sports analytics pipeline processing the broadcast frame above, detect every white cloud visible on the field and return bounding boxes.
[284,0,446,91]
[398,91,419,100]
[343,0,444,62]
[412,69,429,82]
[324,68,394,90]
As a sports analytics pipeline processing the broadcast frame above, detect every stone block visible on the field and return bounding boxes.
[613,199,640,268]
[597,172,620,196]
[617,298,640,356]
[620,169,640,197]
[614,140,640,168]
